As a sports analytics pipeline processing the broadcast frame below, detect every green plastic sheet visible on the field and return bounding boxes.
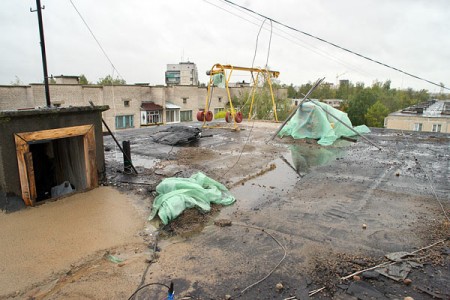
[148,172,235,225]
[278,101,370,146]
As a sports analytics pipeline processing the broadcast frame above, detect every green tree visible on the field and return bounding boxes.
[365,101,389,127]
[11,76,23,85]
[287,84,297,98]
[79,74,89,85]
[97,75,126,85]
[228,85,291,121]
[347,88,377,125]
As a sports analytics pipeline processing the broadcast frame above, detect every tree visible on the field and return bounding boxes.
[79,74,89,85]
[11,76,23,85]
[97,75,126,85]
[365,101,389,127]
[347,88,377,125]
[287,84,297,98]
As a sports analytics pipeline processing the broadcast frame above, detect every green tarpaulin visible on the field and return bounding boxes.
[278,101,370,146]
[148,172,235,225]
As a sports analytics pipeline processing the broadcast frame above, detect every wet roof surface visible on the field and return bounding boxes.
[103,123,449,299]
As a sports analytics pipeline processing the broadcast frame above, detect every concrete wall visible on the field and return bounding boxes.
[0,106,108,210]
[0,84,288,129]
[0,85,35,108]
[54,76,79,84]
[384,115,449,133]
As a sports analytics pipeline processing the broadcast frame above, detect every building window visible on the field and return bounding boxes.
[413,123,423,132]
[218,97,222,103]
[123,100,130,107]
[432,124,442,132]
[182,97,188,104]
[166,110,180,123]
[214,107,225,114]
[165,71,180,84]
[180,110,192,122]
[148,111,161,124]
[115,115,134,129]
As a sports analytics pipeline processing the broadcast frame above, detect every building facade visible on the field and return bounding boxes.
[0,83,287,131]
[384,100,450,133]
[165,62,199,86]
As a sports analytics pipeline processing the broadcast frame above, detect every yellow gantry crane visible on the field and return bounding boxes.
[197,64,280,129]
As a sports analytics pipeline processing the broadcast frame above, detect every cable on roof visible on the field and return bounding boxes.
[398,130,450,223]
[220,0,450,91]
[219,17,274,180]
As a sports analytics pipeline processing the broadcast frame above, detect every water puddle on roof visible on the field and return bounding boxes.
[222,143,346,213]
[287,143,345,176]
[105,150,160,169]
[130,155,160,169]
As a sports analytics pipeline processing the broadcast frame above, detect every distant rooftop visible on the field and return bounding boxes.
[389,100,450,118]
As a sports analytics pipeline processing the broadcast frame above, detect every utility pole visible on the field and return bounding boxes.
[31,0,51,107]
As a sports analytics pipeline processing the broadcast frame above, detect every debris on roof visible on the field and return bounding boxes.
[151,126,201,145]
[278,101,370,146]
[148,172,235,225]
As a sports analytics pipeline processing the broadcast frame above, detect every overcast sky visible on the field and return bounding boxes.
[1,0,449,92]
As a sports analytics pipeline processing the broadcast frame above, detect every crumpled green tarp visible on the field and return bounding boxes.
[278,101,371,146]
[148,172,235,225]
[213,74,225,88]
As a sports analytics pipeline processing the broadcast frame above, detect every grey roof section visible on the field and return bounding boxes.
[389,100,450,118]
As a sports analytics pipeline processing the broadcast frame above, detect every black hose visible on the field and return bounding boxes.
[127,282,169,300]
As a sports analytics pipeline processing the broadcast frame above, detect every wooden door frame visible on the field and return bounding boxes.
[14,124,98,206]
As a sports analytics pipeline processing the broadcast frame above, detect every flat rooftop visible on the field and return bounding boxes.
[389,100,450,118]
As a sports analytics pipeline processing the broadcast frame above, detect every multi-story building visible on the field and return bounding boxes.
[165,62,199,86]
[0,81,287,131]
[384,100,449,133]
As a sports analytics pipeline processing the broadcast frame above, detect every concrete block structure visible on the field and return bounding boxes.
[0,78,287,131]
[0,106,108,211]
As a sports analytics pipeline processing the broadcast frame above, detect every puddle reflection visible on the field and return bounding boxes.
[287,143,346,176]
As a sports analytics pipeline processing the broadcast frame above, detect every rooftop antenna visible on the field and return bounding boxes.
[30,0,51,107]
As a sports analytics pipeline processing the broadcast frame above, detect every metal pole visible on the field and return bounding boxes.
[88,101,138,174]
[102,118,139,174]
[270,77,325,140]
[33,0,51,107]
[122,141,132,173]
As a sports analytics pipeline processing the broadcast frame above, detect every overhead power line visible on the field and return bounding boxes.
[205,0,373,78]
[221,0,449,91]
[68,0,124,80]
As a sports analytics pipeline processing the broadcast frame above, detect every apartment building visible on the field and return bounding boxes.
[165,62,199,86]
[384,100,449,133]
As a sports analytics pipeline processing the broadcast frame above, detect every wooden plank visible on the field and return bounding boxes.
[24,152,37,205]
[15,124,98,205]
[15,125,92,143]
[83,126,98,189]
[14,135,32,206]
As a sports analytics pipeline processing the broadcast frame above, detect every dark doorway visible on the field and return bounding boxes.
[29,136,87,202]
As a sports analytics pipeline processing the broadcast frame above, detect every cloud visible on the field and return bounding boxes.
[1,0,449,92]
